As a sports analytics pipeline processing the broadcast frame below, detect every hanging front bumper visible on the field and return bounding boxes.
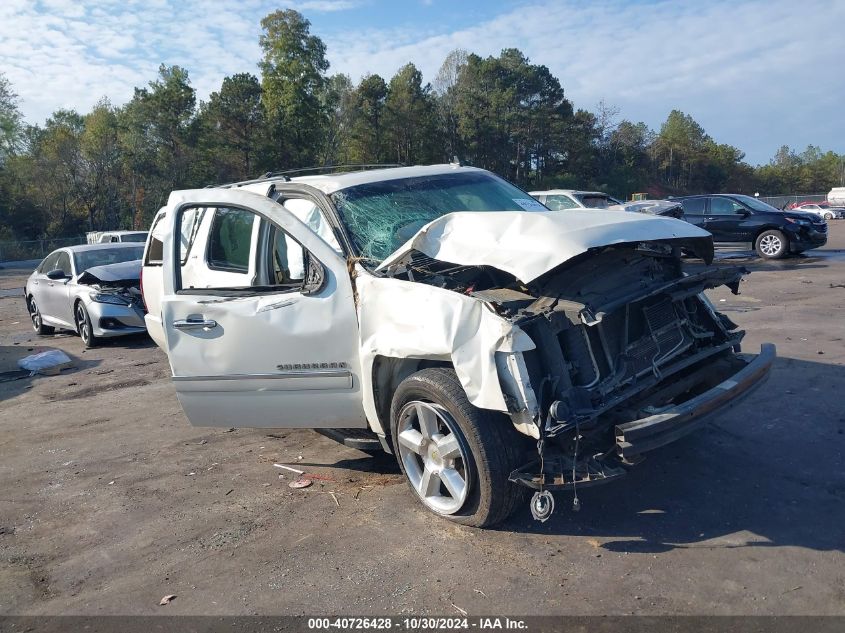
[614,343,776,460]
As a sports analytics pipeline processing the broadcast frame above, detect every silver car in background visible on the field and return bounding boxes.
[24,243,146,348]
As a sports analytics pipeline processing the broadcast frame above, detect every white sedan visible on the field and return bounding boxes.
[794,204,844,220]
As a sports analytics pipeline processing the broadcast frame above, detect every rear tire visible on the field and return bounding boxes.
[28,296,54,335]
[390,367,528,527]
[75,302,98,348]
[755,230,788,259]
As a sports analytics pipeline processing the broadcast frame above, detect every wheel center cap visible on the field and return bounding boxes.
[428,445,443,466]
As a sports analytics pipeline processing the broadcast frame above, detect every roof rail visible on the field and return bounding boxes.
[214,163,405,189]
[261,163,405,178]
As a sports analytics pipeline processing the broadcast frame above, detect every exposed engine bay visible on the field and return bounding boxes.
[78,261,145,312]
[385,239,752,511]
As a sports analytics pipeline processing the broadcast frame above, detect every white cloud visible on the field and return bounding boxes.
[0,0,265,122]
[298,0,363,11]
[324,0,845,164]
[1,0,842,164]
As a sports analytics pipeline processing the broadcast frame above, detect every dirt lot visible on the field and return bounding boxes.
[1,225,844,616]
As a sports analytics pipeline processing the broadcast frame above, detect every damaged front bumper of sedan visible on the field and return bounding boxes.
[377,211,776,514]
[78,260,147,337]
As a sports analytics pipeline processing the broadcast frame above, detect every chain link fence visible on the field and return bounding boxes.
[758,193,828,209]
[0,237,87,263]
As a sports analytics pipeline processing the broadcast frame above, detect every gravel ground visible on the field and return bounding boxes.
[0,225,843,616]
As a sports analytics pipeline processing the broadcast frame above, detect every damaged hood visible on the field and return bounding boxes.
[377,210,712,283]
[77,259,141,286]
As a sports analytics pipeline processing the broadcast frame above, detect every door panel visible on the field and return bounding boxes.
[702,197,755,242]
[41,252,74,326]
[680,198,707,229]
[160,188,367,429]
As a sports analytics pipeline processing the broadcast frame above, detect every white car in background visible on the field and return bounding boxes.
[86,230,149,244]
[529,189,622,211]
[792,203,844,221]
[25,243,147,348]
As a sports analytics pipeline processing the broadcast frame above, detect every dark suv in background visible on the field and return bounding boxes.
[674,194,827,259]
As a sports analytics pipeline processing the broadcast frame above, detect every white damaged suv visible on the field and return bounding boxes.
[142,164,775,527]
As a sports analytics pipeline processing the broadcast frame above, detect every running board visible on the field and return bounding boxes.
[314,428,383,452]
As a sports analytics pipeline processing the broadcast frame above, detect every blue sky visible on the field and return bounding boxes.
[1,0,843,165]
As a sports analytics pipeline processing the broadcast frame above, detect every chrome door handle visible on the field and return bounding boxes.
[172,318,218,331]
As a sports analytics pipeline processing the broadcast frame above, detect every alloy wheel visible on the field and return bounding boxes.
[396,401,471,515]
[76,305,90,345]
[759,234,782,257]
[30,300,41,331]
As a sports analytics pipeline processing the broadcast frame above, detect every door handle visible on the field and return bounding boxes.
[172,318,218,331]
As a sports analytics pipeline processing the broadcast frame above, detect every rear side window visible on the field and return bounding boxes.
[145,210,203,267]
[145,215,165,266]
[545,194,580,210]
[681,198,706,214]
[207,207,256,273]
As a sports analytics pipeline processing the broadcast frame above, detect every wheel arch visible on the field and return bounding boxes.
[370,355,453,449]
[754,224,788,241]
[72,297,86,332]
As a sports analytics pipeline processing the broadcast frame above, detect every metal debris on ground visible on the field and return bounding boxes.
[274,463,304,474]
[289,478,312,489]
[159,594,177,605]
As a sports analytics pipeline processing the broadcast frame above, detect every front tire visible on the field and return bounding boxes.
[390,368,528,527]
[75,302,98,348]
[755,230,788,259]
[824,212,833,220]
[28,296,54,335]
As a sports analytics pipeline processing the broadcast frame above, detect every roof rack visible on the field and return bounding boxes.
[215,163,405,189]
[260,164,405,179]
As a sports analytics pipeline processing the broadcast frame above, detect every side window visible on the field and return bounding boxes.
[545,195,579,210]
[207,207,256,273]
[269,226,305,284]
[176,204,321,295]
[38,252,60,273]
[179,207,204,264]
[55,252,72,275]
[145,214,165,266]
[710,197,744,215]
[682,198,706,215]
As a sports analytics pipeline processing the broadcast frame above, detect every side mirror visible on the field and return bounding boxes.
[46,269,69,280]
[738,209,751,217]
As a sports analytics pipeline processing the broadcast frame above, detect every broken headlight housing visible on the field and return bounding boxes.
[89,291,130,306]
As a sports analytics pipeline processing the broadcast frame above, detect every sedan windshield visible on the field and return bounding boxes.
[74,246,144,272]
[329,172,545,262]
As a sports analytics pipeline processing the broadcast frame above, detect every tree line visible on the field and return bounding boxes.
[1,9,843,242]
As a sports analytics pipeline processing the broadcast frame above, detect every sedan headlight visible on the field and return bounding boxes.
[90,291,130,306]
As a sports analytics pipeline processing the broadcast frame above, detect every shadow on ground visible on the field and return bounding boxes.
[0,345,102,401]
[712,247,845,273]
[491,356,844,553]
